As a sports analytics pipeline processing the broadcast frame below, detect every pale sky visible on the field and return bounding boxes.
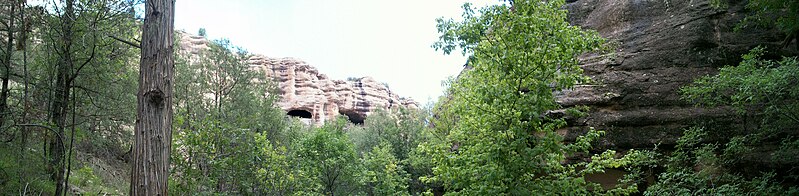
[174,0,495,104]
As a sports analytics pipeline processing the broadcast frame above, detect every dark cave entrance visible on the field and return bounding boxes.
[340,111,365,124]
[287,109,312,119]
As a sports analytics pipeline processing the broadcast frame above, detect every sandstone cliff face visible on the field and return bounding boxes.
[558,0,796,148]
[247,55,418,125]
[177,32,418,125]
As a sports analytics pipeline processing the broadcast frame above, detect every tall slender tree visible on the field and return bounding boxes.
[49,0,75,194]
[0,0,19,130]
[13,0,141,194]
[130,0,174,195]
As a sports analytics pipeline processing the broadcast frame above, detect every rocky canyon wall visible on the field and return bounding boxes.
[177,32,418,125]
[558,0,796,149]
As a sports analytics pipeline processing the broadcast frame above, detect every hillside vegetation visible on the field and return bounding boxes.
[0,0,797,195]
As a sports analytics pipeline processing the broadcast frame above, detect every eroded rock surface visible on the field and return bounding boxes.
[558,0,796,148]
[178,32,418,125]
[248,55,418,125]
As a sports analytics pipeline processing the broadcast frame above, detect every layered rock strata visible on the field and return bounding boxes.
[558,0,796,148]
[178,32,418,125]
[248,55,418,125]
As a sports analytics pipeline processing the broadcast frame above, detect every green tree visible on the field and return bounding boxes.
[349,108,432,194]
[423,0,648,194]
[681,47,798,129]
[0,0,141,194]
[171,36,290,194]
[349,108,425,160]
[297,118,361,195]
[254,129,309,195]
[174,37,284,128]
[198,28,207,37]
[172,117,271,194]
[360,143,410,196]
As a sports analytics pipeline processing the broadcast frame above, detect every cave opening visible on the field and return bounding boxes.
[287,109,312,119]
[340,111,365,124]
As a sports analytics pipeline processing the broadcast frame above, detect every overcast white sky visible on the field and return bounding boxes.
[174,0,495,104]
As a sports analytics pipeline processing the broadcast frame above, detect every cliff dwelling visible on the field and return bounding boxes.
[339,110,365,124]
[287,109,312,119]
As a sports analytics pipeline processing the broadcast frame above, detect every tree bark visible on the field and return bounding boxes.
[130,0,174,195]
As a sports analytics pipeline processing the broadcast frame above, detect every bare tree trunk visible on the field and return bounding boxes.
[18,0,29,189]
[0,0,17,131]
[62,89,77,196]
[130,0,174,195]
[49,0,75,195]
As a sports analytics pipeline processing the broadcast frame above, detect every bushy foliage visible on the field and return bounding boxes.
[681,47,798,150]
[424,0,651,194]
[296,118,362,195]
[349,108,427,160]
[349,107,435,194]
[9,0,799,195]
[253,130,309,195]
[0,1,141,194]
[167,30,443,195]
[646,47,799,194]
[713,0,799,49]
[0,141,55,194]
[170,38,293,195]
[645,127,799,195]
[682,47,798,116]
[360,143,411,196]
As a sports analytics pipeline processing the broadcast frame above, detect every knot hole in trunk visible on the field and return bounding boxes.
[145,89,164,106]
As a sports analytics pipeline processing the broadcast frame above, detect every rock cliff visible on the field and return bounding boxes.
[558,0,796,148]
[177,32,418,125]
[248,55,418,125]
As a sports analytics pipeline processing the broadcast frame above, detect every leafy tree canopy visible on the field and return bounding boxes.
[423,0,648,194]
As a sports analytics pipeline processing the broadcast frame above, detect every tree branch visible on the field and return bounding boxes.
[107,35,140,48]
